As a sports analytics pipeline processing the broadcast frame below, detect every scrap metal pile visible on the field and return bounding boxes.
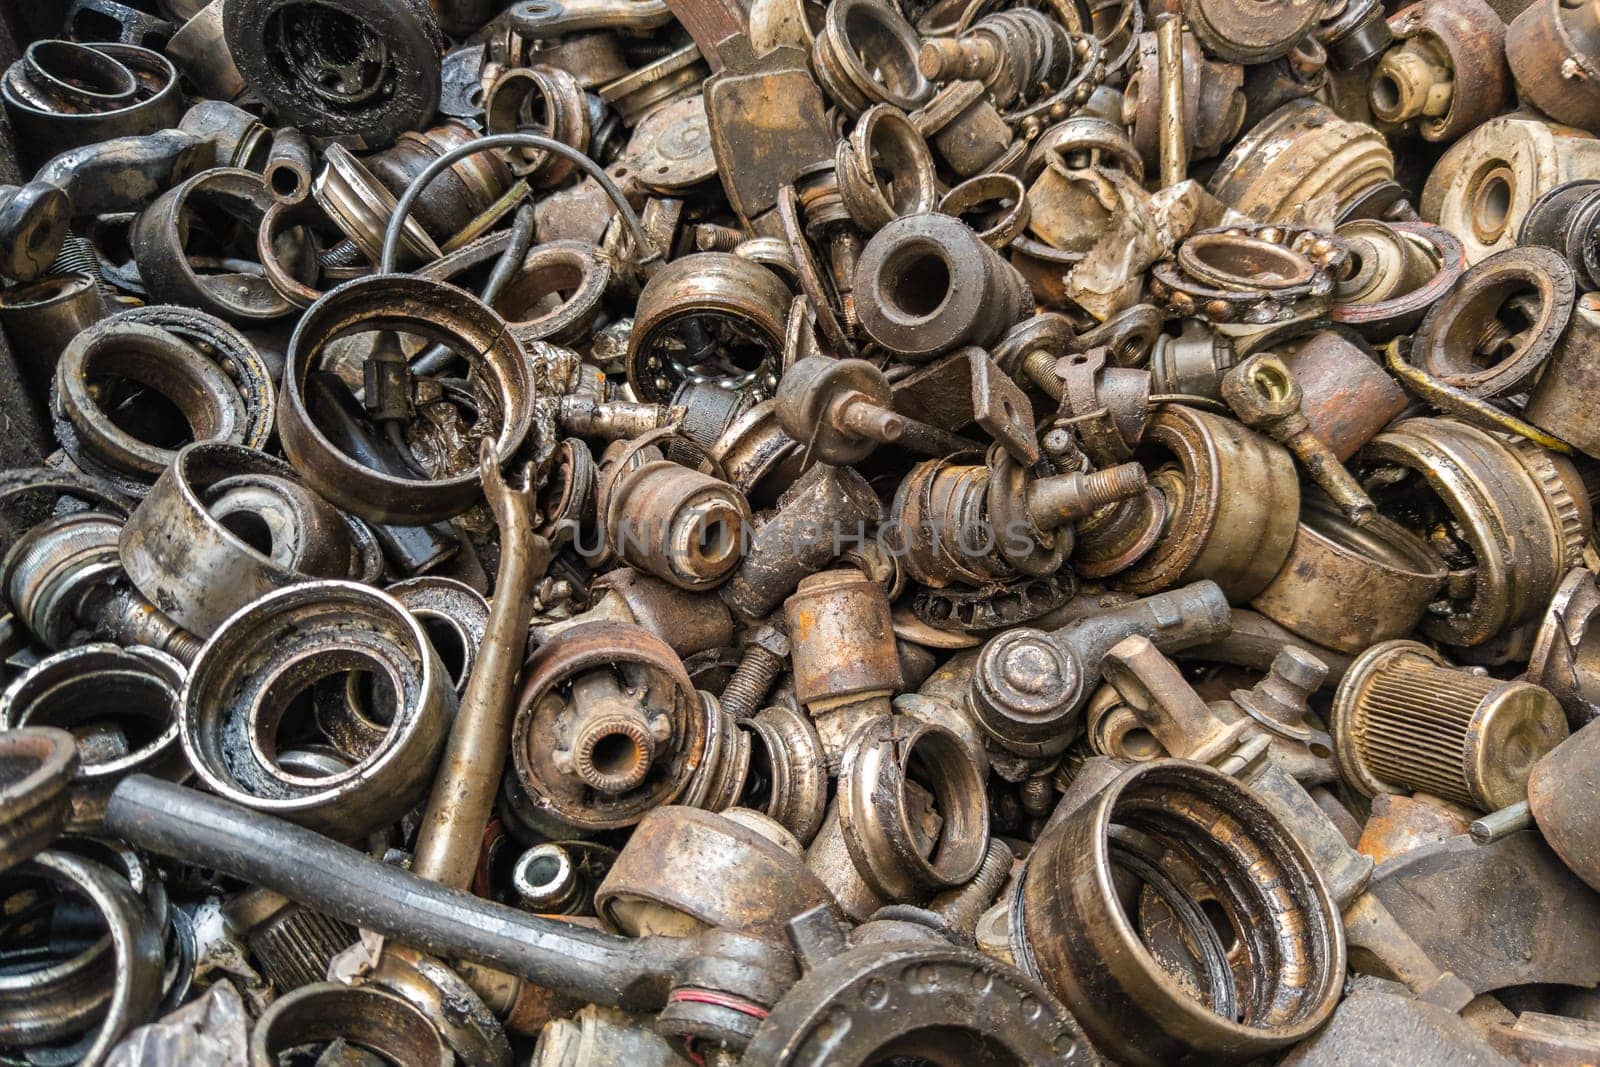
[7,0,1600,1061]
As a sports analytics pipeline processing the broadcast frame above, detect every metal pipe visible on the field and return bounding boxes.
[1156,14,1188,189]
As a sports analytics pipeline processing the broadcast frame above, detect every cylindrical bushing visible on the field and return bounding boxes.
[1333,639,1569,812]
[1250,495,1447,654]
[1279,331,1408,460]
[853,212,1031,362]
[1527,718,1600,892]
[1525,292,1600,459]
[784,568,904,710]
[1113,405,1300,603]
[1506,0,1600,130]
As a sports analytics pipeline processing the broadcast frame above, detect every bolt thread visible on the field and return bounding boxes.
[1080,463,1149,509]
[1019,775,1054,817]
[45,234,101,283]
[163,628,204,665]
[719,647,784,720]
[693,223,745,252]
[318,239,365,269]
[931,839,1013,937]
[1021,350,1064,400]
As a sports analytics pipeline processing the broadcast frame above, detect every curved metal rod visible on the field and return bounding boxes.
[104,775,692,1010]
[380,132,658,274]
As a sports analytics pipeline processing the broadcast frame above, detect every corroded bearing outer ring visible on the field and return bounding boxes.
[836,104,937,233]
[743,940,1099,1066]
[1331,220,1465,336]
[52,319,266,496]
[627,252,792,402]
[1017,759,1344,1066]
[0,727,77,872]
[1409,245,1576,398]
[1249,494,1447,654]
[811,0,932,116]
[279,274,537,524]
[484,65,591,187]
[596,806,835,938]
[131,168,313,324]
[1151,224,1351,325]
[0,644,187,831]
[0,850,164,1063]
[939,172,1030,249]
[738,705,829,844]
[511,621,705,833]
[493,240,614,348]
[179,580,455,837]
[1360,417,1588,647]
[120,441,382,637]
[1113,405,1300,602]
[837,715,988,901]
[250,982,451,1067]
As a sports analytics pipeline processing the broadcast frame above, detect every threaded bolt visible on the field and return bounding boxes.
[930,839,1014,938]
[1026,462,1149,530]
[1020,350,1065,401]
[720,626,790,720]
[693,223,746,252]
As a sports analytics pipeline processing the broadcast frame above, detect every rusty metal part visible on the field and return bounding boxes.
[1146,319,1236,401]
[806,714,987,919]
[492,240,614,349]
[836,104,937,232]
[1114,405,1300,601]
[776,356,915,465]
[0,274,109,414]
[0,848,164,1067]
[1274,331,1408,460]
[1506,0,1600,130]
[598,805,833,938]
[627,252,791,400]
[938,172,1030,249]
[1360,417,1589,647]
[785,567,903,764]
[0,727,78,873]
[735,704,828,844]
[0,183,70,284]
[966,580,1232,758]
[1181,0,1320,63]
[721,462,880,619]
[1282,987,1516,1066]
[166,0,246,101]
[1371,0,1510,143]
[223,0,443,149]
[1152,225,1352,327]
[1425,115,1600,264]
[533,1004,690,1065]
[511,621,705,834]
[855,212,1031,361]
[1334,639,1569,811]
[1209,99,1396,224]
[1251,495,1448,654]
[746,934,1097,1065]
[910,81,1013,179]
[811,0,931,115]
[1332,220,1466,341]
[1222,352,1375,525]
[1018,759,1344,1065]
[1409,246,1574,399]
[179,580,455,837]
[385,577,491,695]
[315,142,443,267]
[1520,717,1600,892]
[365,123,515,242]
[1123,28,1244,173]
[67,0,176,48]
[1524,292,1600,458]
[1518,179,1600,290]
[260,127,313,205]
[599,44,707,128]
[1366,832,1600,994]
[131,167,317,324]
[0,511,200,663]
[718,623,789,719]
[597,438,750,590]
[486,65,592,188]
[917,8,1075,109]
[50,319,274,496]
[1525,568,1600,727]
[1,41,182,171]
[0,643,185,830]
[117,443,378,636]
[279,274,537,525]
[248,981,453,1066]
